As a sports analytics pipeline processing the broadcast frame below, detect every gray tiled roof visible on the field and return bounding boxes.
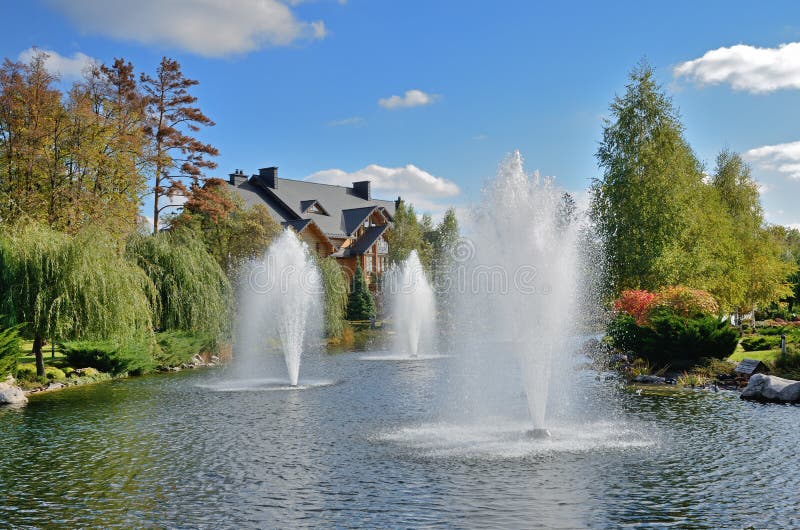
[281,219,313,232]
[342,206,380,236]
[226,174,396,239]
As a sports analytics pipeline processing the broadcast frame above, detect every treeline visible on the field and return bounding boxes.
[387,203,459,286]
[0,51,279,378]
[342,203,460,322]
[591,62,799,317]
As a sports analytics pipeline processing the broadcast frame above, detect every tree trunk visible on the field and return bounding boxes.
[33,335,45,377]
[153,184,159,234]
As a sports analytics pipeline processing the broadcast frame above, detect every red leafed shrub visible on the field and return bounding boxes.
[650,286,719,318]
[614,286,719,325]
[613,290,657,324]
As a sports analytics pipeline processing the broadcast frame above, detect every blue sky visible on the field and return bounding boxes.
[3,0,800,227]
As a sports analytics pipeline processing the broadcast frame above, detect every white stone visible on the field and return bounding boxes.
[741,374,800,403]
[0,381,28,405]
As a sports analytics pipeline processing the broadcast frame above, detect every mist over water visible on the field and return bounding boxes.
[232,229,322,387]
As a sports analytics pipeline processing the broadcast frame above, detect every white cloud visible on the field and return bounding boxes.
[327,116,365,127]
[46,0,325,57]
[18,48,97,80]
[674,42,800,93]
[472,134,489,141]
[378,89,439,110]
[745,140,800,179]
[304,163,460,216]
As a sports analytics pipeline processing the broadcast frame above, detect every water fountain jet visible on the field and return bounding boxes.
[453,151,579,434]
[388,250,436,358]
[232,229,322,387]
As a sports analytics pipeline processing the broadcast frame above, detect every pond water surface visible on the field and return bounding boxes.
[1,351,798,528]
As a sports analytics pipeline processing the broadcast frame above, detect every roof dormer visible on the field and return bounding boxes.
[300,199,329,216]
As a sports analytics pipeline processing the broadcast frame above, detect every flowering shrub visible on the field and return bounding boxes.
[613,290,657,325]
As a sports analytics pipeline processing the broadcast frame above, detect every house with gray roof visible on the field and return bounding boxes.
[225,166,399,283]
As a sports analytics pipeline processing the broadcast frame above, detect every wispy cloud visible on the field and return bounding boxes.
[305,163,459,215]
[18,47,97,80]
[745,140,800,179]
[327,116,366,127]
[45,0,326,57]
[378,89,439,110]
[472,134,489,141]
[674,42,800,93]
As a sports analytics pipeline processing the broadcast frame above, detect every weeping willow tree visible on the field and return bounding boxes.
[317,256,349,338]
[0,224,155,376]
[126,230,232,338]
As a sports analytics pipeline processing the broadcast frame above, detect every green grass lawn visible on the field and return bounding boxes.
[728,344,782,364]
[18,340,67,366]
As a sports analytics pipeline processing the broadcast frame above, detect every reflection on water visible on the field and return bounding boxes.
[1,352,799,528]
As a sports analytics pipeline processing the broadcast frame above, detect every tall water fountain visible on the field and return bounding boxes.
[452,151,579,436]
[233,229,322,387]
[387,250,436,357]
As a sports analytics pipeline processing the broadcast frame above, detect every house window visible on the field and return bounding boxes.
[376,237,388,255]
[365,257,373,273]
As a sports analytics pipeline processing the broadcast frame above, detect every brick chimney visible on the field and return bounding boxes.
[258,167,278,188]
[352,180,371,200]
[228,169,248,186]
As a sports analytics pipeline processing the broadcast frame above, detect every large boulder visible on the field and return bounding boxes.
[741,374,800,403]
[0,379,28,406]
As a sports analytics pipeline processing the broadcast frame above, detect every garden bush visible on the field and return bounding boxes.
[61,339,156,375]
[650,286,719,319]
[608,311,738,367]
[613,290,656,324]
[44,366,66,381]
[740,335,782,351]
[613,286,720,326]
[772,346,800,380]
[155,330,215,367]
[15,363,38,382]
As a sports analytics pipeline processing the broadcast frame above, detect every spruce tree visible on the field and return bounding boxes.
[347,262,376,320]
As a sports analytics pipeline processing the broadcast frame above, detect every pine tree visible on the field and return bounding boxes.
[347,262,376,320]
[140,57,218,233]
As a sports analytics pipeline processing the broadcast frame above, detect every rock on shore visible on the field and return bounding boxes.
[0,377,28,406]
[741,374,800,403]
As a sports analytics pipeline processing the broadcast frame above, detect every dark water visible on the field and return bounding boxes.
[1,352,798,529]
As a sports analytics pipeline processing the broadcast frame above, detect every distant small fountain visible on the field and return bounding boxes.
[229,229,322,388]
[389,250,436,357]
